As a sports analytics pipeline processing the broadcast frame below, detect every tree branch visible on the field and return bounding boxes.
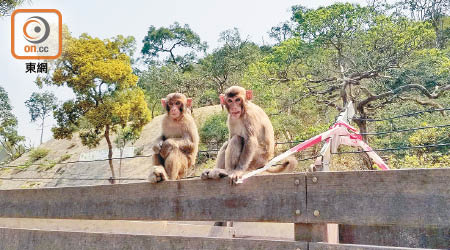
[399,96,444,111]
[349,70,379,81]
[307,77,337,83]
[358,83,450,110]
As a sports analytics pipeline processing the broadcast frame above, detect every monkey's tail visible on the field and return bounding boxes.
[265,156,298,173]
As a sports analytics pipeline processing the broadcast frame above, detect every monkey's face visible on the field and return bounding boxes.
[161,93,193,121]
[225,96,243,119]
[168,99,183,120]
[221,87,253,120]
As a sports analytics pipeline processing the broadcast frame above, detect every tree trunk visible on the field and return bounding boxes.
[119,148,123,184]
[151,105,155,119]
[355,104,373,170]
[0,140,13,159]
[40,118,44,145]
[355,119,368,143]
[151,100,158,119]
[104,125,116,184]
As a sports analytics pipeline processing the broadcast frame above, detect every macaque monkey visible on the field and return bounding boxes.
[201,86,297,183]
[148,93,199,183]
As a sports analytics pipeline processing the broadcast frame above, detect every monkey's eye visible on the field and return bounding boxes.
[228,99,233,103]
[176,101,181,105]
[235,98,241,102]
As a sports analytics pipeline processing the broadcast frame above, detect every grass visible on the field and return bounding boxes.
[20,181,42,189]
[59,154,71,162]
[193,158,216,177]
[37,161,56,172]
[12,160,33,173]
[37,154,72,172]
[29,148,50,162]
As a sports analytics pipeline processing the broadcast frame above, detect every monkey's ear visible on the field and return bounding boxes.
[161,99,166,108]
[186,98,193,108]
[246,90,253,100]
[219,94,225,105]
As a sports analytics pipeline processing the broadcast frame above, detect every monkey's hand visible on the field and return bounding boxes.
[201,169,229,180]
[148,165,169,183]
[160,140,177,158]
[179,143,194,155]
[229,170,244,185]
[152,141,163,154]
[164,137,194,155]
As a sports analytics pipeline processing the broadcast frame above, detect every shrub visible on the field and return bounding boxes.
[58,154,71,162]
[198,89,220,106]
[134,146,144,156]
[200,113,228,149]
[28,148,50,162]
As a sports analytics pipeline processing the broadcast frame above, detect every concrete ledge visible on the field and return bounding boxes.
[0,227,306,250]
[0,218,234,238]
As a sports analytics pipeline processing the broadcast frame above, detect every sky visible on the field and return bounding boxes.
[0,0,366,147]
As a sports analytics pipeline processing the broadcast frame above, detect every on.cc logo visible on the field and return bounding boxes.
[23,16,50,44]
[11,9,62,60]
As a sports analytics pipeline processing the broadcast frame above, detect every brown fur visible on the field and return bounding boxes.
[148,93,199,183]
[201,86,297,183]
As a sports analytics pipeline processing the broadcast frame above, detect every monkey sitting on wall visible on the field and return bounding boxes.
[148,93,199,183]
[201,86,297,183]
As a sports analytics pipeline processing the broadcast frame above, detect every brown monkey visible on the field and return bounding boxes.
[201,86,297,183]
[148,93,199,183]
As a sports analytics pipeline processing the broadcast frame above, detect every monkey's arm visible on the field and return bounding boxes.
[236,136,258,171]
[152,135,165,165]
[152,135,165,154]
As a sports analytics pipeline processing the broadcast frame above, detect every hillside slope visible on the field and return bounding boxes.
[0,105,222,190]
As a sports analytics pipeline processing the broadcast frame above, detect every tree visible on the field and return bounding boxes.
[114,126,140,183]
[290,3,449,138]
[244,3,449,169]
[137,63,207,117]
[243,38,331,143]
[0,0,28,17]
[141,22,207,72]
[269,21,295,43]
[269,6,303,45]
[200,28,262,94]
[0,85,25,162]
[25,91,57,144]
[39,33,151,183]
[395,0,450,48]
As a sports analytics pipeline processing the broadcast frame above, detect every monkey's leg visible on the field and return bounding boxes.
[215,140,228,169]
[164,149,188,180]
[201,141,229,180]
[247,149,269,171]
[153,153,164,166]
[149,149,166,183]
